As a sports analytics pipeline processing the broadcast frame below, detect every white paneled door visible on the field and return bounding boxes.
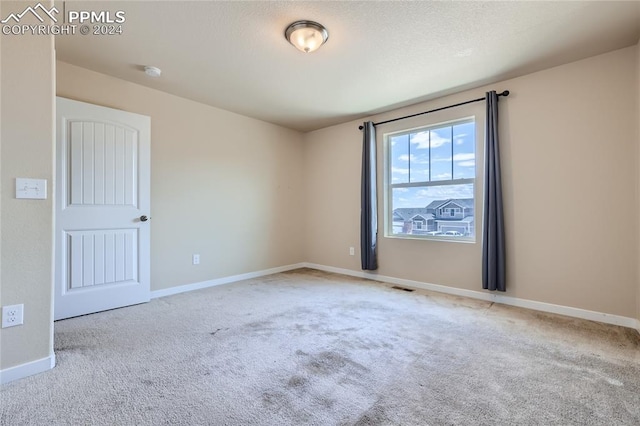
[55,97,151,320]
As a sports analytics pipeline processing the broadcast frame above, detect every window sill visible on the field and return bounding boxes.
[384,234,476,244]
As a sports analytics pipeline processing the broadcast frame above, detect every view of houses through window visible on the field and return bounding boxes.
[386,118,476,240]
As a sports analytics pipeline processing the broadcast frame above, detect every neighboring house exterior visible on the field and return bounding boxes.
[392,199,475,236]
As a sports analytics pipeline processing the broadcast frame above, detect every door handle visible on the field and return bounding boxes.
[139,215,149,222]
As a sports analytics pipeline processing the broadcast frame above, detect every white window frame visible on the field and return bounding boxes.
[384,116,477,242]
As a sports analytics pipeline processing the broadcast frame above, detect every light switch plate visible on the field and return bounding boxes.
[16,178,47,199]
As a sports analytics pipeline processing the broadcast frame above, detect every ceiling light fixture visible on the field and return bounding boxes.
[284,20,329,53]
[144,66,162,78]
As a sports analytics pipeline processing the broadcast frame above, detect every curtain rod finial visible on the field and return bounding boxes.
[358,125,364,130]
[500,90,510,97]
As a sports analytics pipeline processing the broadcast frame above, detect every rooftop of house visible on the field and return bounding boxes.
[393,209,434,222]
[425,199,475,210]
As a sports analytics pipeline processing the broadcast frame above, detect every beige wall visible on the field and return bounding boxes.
[57,62,305,291]
[2,33,638,377]
[0,2,56,369]
[637,40,640,327]
[304,46,639,318]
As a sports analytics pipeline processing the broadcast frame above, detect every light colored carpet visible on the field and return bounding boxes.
[1,268,639,425]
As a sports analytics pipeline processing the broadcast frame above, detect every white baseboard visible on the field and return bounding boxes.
[302,263,639,330]
[151,261,639,332]
[150,263,306,299]
[0,354,56,385]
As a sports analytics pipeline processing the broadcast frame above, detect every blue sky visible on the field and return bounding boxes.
[390,121,475,209]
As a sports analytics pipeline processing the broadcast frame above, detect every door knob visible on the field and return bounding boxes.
[139,215,149,222]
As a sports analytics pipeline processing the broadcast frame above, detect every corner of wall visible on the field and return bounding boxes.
[303,47,639,321]
[0,0,56,378]
[636,38,640,332]
[56,62,308,292]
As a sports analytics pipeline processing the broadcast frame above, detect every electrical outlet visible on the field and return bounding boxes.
[192,254,200,265]
[349,247,355,256]
[2,304,24,328]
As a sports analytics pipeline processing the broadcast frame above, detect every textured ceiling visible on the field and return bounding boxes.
[55,1,640,132]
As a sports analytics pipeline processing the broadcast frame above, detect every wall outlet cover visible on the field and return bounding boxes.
[2,304,24,328]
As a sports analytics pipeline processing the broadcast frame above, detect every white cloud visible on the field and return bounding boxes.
[392,167,409,175]
[453,153,475,161]
[410,131,450,149]
[455,132,472,145]
[394,187,409,193]
[411,155,430,165]
[456,160,475,167]
[434,173,452,179]
[397,154,414,162]
[431,157,452,163]
[409,131,428,147]
[430,132,451,148]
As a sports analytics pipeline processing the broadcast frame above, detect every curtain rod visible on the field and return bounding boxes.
[358,90,510,130]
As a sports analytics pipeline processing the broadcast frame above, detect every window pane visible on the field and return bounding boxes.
[391,184,475,238]
[390,134,409,184]
[386,118,476,241]
[453,121,475,179]
[429,127,452,181]
[409,131,429,183]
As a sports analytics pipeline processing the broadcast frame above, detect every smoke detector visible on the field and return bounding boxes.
[144,66,162,78]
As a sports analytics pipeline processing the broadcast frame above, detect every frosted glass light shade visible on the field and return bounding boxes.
[285,21,329,53]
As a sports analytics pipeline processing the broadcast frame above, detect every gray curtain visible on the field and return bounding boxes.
[482,91,506,291]
[361,121,378,270]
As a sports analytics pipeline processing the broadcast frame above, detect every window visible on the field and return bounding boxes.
[386,118,476,241]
